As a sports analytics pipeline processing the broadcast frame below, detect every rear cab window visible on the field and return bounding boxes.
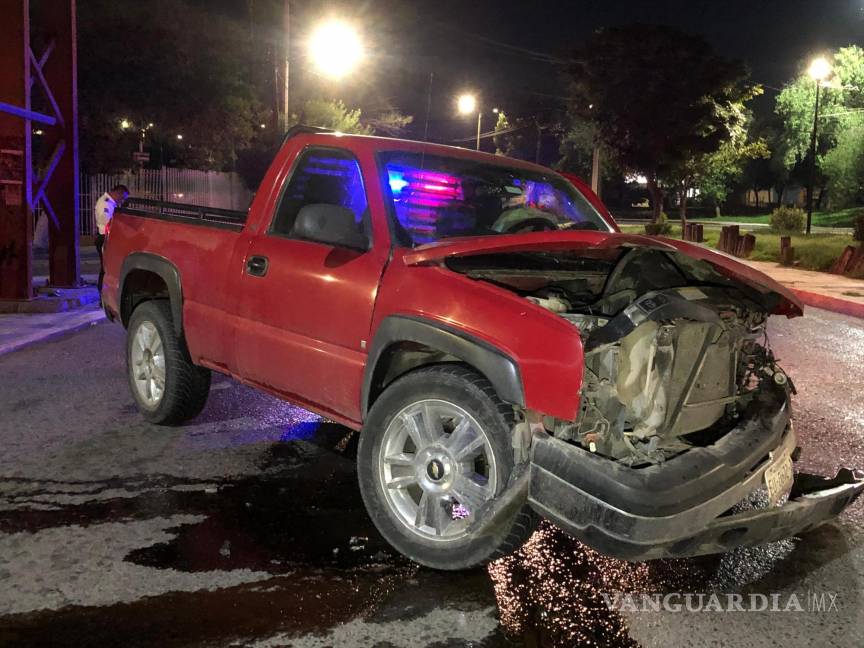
[270,147,370,240]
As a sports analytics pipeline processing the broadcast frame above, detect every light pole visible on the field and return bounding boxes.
[457,94,482,150]
[137,122,154,168]
[805,56,832,234]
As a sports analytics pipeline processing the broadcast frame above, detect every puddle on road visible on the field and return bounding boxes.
[125,437,400,575]
[0,423,421,646]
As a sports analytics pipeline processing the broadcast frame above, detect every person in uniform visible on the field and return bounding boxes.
[94,184,129,294]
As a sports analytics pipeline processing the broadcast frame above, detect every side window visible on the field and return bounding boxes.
[270,148,369,238]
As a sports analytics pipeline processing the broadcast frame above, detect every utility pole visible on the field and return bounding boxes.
[475,111,482,151]
[535,121,542,164]
[282,0,289,129]
[591,145,601,197]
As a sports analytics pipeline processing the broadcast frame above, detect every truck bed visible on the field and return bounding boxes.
[121,197,247,231]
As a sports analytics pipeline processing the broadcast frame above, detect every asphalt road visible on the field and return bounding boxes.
[0,308,862,647]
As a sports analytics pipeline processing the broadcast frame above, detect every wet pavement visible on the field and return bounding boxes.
[0,308,862,647]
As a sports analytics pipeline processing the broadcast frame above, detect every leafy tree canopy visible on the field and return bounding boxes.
[568,24,757,220]
[822,113,864,206]
[776,46,864,164]
[667,99,768,218]
[237,99,412,191]
[78,0,267,172]
[294,99,371,134]
[775,45,864,208]
[492,112,537,161]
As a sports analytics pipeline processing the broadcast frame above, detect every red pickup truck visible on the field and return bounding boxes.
[102,127,863,570]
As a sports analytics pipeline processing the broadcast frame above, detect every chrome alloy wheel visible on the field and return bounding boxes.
[130,321,166,407]
[378,399,498,540]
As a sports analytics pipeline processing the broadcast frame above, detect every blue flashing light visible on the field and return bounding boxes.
[388,170,409,193]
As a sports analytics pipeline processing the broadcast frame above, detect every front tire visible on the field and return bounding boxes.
[126,300,210,425]
[358,364,535,570]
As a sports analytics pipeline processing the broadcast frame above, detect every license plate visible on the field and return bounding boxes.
[764,452,794,504]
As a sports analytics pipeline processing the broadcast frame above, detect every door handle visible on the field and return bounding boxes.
[246,255,269,277]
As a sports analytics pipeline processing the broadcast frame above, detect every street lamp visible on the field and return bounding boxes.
[137,122,154,168]
[308,19,363,80]
[805,56,832,234]
[457,94,483,151]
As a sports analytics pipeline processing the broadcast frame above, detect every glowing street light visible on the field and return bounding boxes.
[808,57,832,82]
[457,94,477,116]
[308,20,363,80]
[120,118,131,130]
[805,56,833,234]
[176,134,184,141]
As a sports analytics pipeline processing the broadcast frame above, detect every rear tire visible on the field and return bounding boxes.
[357,364,536,570]
[126,300,210,425]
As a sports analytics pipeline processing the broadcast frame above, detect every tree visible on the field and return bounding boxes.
[291,99,413,136]
[556,117,597,180]
[364,111,414,137]
[492,112,539,161]
[693,138,769,215]
[668,99,768,221]
[822,114,864,207]
[77,0,267,172]
[736,114,793,208]
[568,25,757,222]
[238,99,413,191]
[295,99,371,134]
[775,46,864,208]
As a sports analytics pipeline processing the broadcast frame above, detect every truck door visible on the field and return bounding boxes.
[234,146,388,425]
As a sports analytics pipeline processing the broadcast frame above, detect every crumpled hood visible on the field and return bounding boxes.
[402,231,803,317]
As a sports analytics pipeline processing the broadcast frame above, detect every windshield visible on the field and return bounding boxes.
[381,151,612,246]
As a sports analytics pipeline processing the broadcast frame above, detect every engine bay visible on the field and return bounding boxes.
[447,247,793,466]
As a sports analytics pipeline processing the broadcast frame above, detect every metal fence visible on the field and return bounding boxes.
[76,168,253,237]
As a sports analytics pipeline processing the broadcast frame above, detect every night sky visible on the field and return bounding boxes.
[215,0,864,141]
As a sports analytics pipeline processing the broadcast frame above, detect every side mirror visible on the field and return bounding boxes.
[292,204,369,251]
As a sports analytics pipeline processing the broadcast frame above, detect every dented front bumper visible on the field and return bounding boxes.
[527,386,864,561]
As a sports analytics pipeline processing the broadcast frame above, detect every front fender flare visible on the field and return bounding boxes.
[362,315,524,419]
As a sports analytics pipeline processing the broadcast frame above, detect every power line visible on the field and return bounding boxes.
[430,20,569,66]
[452,125,523,143]
[820,108,864,118]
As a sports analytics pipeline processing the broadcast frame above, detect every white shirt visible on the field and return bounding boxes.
[94,192,117,235]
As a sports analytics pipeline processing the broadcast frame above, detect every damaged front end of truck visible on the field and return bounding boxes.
[436,236,864,560]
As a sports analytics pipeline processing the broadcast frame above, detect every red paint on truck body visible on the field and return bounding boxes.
[102,132,802,429]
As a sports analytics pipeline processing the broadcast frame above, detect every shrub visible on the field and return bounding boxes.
[769,206,805,233]
[644,212,672,236]
[853,210,864,242]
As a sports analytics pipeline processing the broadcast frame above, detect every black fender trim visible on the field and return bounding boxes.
[119,252,184,337]
[361,315,524,419]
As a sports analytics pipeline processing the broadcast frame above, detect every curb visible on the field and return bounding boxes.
[0,310,106,357]
[792,289,864,320]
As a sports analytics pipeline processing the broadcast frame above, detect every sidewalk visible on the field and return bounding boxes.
[744,260,864,319]
[0,303,105,357]
[0,272,104,357]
